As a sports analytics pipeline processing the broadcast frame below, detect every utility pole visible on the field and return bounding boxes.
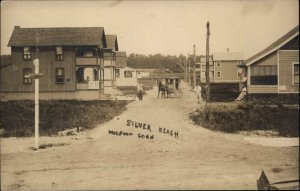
[205,22,211,103]
[193,44,196,88]
[184,59,187,82]
[188,54,191,84]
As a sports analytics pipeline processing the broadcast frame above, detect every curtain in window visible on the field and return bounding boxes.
[250,65,277,76]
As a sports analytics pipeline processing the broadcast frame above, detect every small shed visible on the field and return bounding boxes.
[164,76,181,90]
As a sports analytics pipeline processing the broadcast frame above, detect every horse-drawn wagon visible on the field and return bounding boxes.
[157,76,183,98]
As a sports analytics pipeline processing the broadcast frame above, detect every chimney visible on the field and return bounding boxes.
[14,26,20,30]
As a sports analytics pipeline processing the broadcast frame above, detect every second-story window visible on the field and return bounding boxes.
[56,47,64,61]
[23,68,32,84]
[23,47,31,61]
[56,68,65,84]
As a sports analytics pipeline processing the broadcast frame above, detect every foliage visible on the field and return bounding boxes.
[0,100,128,137]
[127,53,185,73]
[190,103,299,137]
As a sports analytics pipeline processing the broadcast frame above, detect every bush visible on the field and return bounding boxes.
[0,100,128,137]
[190,103,299,137]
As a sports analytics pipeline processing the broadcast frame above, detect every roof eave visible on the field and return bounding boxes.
[246,31,299,66]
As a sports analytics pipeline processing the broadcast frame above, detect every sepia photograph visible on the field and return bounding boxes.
[0,0,299,190]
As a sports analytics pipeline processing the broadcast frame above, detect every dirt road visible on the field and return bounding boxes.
[1,82,299,190]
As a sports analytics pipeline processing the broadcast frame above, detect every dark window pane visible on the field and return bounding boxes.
[251,76,278,85]
[56,68,64,83]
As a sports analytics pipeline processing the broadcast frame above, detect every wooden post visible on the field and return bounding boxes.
[188,54,191,84]
[193,44,196,88]
[185,60,187,82]
[33,59,39,150]
[206,22,211,103]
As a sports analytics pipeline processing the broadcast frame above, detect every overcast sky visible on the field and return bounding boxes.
[1,0,299,59]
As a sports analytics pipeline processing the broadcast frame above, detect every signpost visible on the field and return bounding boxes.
[31,59,44,150]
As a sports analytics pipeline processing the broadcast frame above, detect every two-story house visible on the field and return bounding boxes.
[0,26,120,100]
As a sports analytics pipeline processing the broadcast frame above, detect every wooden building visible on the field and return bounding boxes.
[0,26,120,100]
[195,52,243,84]
[245,25,299,95]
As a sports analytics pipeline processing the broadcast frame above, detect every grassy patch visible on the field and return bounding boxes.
[190,103,299,137]
[0,100,128,137]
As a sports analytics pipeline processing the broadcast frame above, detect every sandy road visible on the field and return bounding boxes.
[1,82,299,190]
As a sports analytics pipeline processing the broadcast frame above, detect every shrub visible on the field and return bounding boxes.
[190,103,299,137]
[0,100,128,137]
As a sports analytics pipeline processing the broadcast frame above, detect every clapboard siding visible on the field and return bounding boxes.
[214,61,240,82]
[248,85,278,94]
[1,46,76,93]
[250,51,278,67]
[278,50,299,93]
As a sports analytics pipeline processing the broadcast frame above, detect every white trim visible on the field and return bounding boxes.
[278,50,299,52]
[277,92,299,94]
[213,80,240,82]
[246,32,299,66]
[247,66,251,86]
[292,61,299,85]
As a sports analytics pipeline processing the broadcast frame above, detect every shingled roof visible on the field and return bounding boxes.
[245,25,299,66]
[106,35,119,51]
[116,51,126,68]
[8,26,106,47]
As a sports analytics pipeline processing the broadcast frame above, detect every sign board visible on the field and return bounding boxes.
[88,81,99,89]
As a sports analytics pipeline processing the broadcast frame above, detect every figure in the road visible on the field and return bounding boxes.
[137,83,144,100]
[194,83,202,104]
[157,80,169,98]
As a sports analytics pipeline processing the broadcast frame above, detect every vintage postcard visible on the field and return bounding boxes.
[0,0,299,190]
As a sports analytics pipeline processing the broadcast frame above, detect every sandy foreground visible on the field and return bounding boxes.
[1,82,299,190]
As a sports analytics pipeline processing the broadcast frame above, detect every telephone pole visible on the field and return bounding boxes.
[205,22,211,103]
[185,58,187,82]
[188,54,191,84]
[193,44,196,88]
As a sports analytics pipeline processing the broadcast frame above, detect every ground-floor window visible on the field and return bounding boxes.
[76,66,99,83]
[293,62,299,85]
[250,65,278,85]
[55,68,65,84]
[116,69,120,78]
[124,71,132,78]
[23,68,32,84]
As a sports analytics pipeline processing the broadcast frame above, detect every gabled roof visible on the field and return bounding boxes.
[213,52,244,61]
[106,35,119,51]
[8,26,106,47]
[116,51,126,68]
[245,25,299,66]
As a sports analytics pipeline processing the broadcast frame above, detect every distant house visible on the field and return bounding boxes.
[116,67,138,86]
[135,69,155,78]
[0,26,120,100]
[195,52,244,84]
[245,25,299,95]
